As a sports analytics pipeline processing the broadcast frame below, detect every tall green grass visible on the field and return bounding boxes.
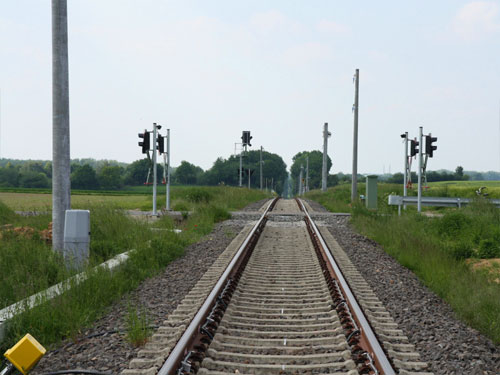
[307,186,500,344]
[351,205,500,344]
[305,183,404,213]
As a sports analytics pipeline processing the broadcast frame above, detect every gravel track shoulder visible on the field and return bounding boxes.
[33,221,245,375]
[307,199,500,374]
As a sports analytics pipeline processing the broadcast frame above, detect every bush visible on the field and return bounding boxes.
[172,200,190,212]
[186,189,213,204]
[437,212,472,237]
[449,242,474,260]
[478,239,500,259]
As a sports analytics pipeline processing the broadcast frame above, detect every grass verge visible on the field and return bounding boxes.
[0,186,271,351]
[307,187,500,344]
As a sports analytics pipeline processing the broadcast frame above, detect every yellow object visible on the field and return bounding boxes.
[4,334,46,374]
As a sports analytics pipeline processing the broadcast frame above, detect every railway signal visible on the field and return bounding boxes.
[138,131,150,154]
[410,139,419,157]
[241,131,252,147]
[157,134,165,154]
[425,135,437,158]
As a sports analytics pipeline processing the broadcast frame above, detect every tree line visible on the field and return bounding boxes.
[0,151,289,193]
[1,156,497,193]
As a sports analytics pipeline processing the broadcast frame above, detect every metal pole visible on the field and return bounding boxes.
[299,164,304,196]
[417,126,423,213]
[152,123,157,215]
[260,146,263,190]
[52,0,71,252]
[239,149,243,187]
[352,68,359,202]
[248,168,251,189]
[322,123,329,191]
[166,128,171,211]
[306,156,309,192]
[403,132,408,210]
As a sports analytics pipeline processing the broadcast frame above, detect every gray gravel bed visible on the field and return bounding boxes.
[240,198,271,211]
[303,198,330,213]
[321,214,500,375]
[33,221,245,375]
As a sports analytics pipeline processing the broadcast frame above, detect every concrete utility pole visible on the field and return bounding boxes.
[166,128,171,210]
[152,123,158,215]
[322,123,331,192]
[52,0,71,252]
[305,156,309,193]
[351,68,359,202]
[417,126,423,213]
[260,146,263,190]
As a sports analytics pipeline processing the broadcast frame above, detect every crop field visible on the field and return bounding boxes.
[0,185,268,211]
[426,180,500,199]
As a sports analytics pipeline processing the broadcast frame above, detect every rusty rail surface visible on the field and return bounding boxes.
[296,198,395,375]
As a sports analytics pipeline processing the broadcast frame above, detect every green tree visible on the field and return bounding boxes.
[201,150,288,194]
[20,161,46,175]
[43,162,52,178]
[124,159,164,186]
[387,172,404,184]
[0,164,20,187]
[290,151,332,193]
[71,164,99,190]
[175,161,203,185]
[19,171,50,188]
[97,165,124,190]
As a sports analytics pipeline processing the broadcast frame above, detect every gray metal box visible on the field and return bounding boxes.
[63,210,90,269]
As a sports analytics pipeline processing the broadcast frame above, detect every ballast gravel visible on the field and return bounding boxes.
[32,221,244,375]
[305,199,500,375]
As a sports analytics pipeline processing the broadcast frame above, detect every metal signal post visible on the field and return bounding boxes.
[417,127,423,212]
[166,128,171,211]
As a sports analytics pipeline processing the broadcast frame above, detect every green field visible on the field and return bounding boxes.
[0,185,269,211]
[426,180,500,199]
[305,180,500,214]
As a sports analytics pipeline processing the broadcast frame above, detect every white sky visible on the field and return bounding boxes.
[1,1,500,174]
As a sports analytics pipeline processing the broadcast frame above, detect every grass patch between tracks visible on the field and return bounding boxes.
[0,186,271,351]
[307,185,500,344]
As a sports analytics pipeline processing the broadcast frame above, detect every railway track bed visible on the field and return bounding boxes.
[125,199,432,375]
[33,198,499,375]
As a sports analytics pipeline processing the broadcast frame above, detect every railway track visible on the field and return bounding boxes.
[123,198,432,375]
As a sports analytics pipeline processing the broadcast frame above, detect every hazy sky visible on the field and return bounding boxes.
[1,1,499,174]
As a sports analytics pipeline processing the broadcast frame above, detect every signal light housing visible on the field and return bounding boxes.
[138,131,150,154]
[241,131,252,147]
[410,139,419,157]
[157,135,165,154]
[425,135,437,158]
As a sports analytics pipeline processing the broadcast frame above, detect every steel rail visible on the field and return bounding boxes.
[158,197,279,375]
[296,198,396,375]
